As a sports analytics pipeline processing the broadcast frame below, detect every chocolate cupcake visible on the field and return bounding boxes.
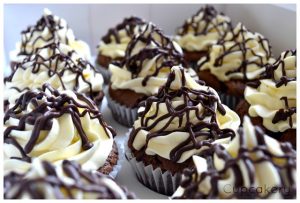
[236,50,296,148]
[172,116,296,199]
[107,23,197,127]
[9,8,91,70]
[4,158,135,199]
[4,84,120,177]
[4,42,104,109]
[197,23,275,109]
[96,16,147,83]
[175,5,232,65]
[126,66,240,195]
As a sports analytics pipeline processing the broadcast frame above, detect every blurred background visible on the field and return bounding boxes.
[3,4,296,72]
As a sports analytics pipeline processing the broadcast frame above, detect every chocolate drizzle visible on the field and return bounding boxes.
[198,23,273,81]
[177,5,232,36]
[272,97,296,127]
[4,160,135,199]
[247,50,296,128]
[128,67,235,163]
[123,23,186,86]
[175,122,296,199]
[19,10,72,55]
[6,42,101,101]
[101,16,146,44]
[4,84,115,162]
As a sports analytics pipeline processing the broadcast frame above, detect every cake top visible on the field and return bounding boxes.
[4,159,135,199]
[109,23,197,96]
[14,8,90,60]
[4,84,115,174]
[5,42,103,106]
[177,5,232,36]
[198,23,274,81]
[173,116,296,199]
[123,23,185,84]
[245,49,296,133]
[101,16,147,44]
[129,66,240,163]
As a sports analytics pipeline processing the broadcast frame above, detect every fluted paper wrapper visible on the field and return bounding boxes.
[124,130,181,196]
[108,136,126,179]
[104,86,137,127]
[95,62,111,84]
[218,91,241,110]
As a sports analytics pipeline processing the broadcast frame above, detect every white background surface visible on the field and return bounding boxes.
[2,4,297,199]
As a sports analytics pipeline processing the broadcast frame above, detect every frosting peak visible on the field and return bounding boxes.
[4,84,115,174]
[109,23,196,96]
[128,66,240,163]
[245,49,296,132]
[13,8,90,60]
[5,42,103,108]
[173,116,296,199]
[175,5,232,52]
[198,23,274,81]
[98,16,147,59]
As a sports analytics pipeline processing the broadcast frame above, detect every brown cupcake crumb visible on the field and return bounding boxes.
[97,53,123,68]
[98,142,119,175]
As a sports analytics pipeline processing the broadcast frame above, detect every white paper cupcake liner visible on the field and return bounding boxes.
[218,91,241,110]
[108,136,126,179]
[95,62,111,84]
[124,130,181,196]
[104,86,138,127]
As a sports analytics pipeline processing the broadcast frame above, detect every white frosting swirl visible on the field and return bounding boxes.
[173,116,296,199]
[198,23,275,81]
[4,87,114,175]
[175,6,232,52]
[5,159,131,199]
[110,23,197,95]
[245,50,296,132]
[5,43,103,108]
[98,25,145,59]
[131,66,240,163]
[10,8,91,63]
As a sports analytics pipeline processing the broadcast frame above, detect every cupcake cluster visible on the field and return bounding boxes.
[4,4,296,200]
[4,9,134,199]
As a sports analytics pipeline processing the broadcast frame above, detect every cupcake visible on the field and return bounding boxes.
[9,8,91,70]
[175,5,232,65]
[172,116,296,199]
[4,42,104,109]
[4,158,135,199]
[197,23,275,109]
[96,16,147,83]
[107,23,197,127]
[126,66,240,195]
[4,84,119,177]
[236,50,296,148]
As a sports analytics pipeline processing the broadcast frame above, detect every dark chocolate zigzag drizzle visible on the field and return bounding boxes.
[128,67,235,162]
[19,11,72,55]
[247,50,296,127]
[175,125,296,199]
[4,84,116,162]
[6,42,100,100]
[100,16,146,44]
[123,23,187,86]
[4,160,135,199]
[177,5,232,36]
[198,23,273,81]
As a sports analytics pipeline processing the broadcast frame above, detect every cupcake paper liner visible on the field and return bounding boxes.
[94,62,111,84]
[108,136,126,179]
[124,130,182,196]
[218,91,241,110]
[104,86,138,127]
